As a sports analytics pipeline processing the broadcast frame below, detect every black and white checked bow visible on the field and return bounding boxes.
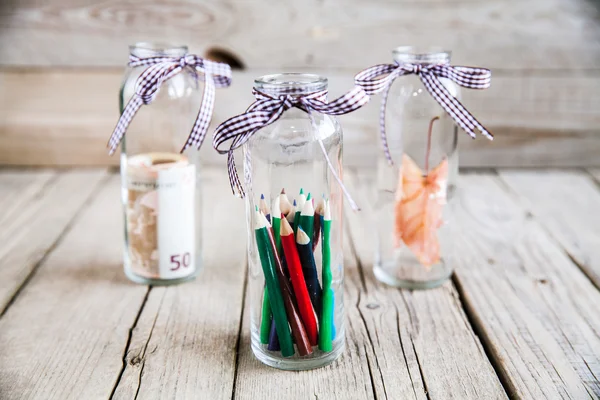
[212,87,369,210]
[355,62,492,164]
[107,53,232,155]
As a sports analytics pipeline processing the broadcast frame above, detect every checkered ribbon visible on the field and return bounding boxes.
[355,62,492,164]
[107,53,232,155]
[213,86,369,210]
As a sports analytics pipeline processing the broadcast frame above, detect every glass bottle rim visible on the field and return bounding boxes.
[392,46,451,64]
[254,73,328,95]
[129,42,188,58]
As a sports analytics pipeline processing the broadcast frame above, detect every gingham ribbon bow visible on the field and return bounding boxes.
[213,86,369,210]
[355,62,492,164]
[107,53,232,154]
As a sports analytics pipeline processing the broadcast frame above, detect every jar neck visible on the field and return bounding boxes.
[392,46,451,65]
[254,73,328,96]
[129,42,188,59]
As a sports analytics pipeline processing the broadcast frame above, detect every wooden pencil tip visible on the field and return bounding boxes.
[260,193,264,200]
[301,196,315,216]
[306,193,312,201]
[280,216,293,235]
[296,227,311,245]
[300,188,304,195]
[254,209,266,229]
[281,188,286,194]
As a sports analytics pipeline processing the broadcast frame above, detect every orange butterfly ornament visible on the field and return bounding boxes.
[394,117,449,267]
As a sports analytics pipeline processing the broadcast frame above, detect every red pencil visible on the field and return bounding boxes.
[280,216,318,346]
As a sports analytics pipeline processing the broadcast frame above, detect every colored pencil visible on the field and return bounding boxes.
[260,290,272,344]
[286,199,296,227]
[296,227,322,318]
[280,217,318,346]
[258,203,272,344]
[259,194,270,222]
[294,189,306,234]
[271,197,282,252]
[299,194,315,247]
[264,214,312,356]
[255,210,294,357]
[267,321,280,351]
[319,199,334,351]
[279,189,292,216]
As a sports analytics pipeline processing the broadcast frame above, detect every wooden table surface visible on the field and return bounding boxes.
[1,167,599,400]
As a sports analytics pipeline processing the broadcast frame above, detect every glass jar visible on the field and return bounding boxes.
[244,73,345,370]
[374,47,458,289]
[119,43,203,285]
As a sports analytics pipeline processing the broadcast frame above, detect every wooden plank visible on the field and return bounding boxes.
[1,69,600,168]
[0,168,108,314]
[0,175,149,399]
[111,168,248,399]
[497,170,600,290]
[1,0,599,70]
[344,170,507,399]
[452,172,600,398]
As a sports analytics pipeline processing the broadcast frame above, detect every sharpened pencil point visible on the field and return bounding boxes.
[300,188,304,195]
[260,193,264,200]
[296,227,311,245]
[280,215,294,236]
[306,193,312,201]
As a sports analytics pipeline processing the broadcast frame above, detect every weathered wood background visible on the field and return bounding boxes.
[1,0,599,167]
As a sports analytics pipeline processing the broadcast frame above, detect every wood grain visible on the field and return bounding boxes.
[344,170,508,400]
[111,168,248,399]
[0,175,149,399]
[0,168,107,314]
[452,172,600,399]
[497,170,600,290]
[1,0,600,70]
[1,69,599,168]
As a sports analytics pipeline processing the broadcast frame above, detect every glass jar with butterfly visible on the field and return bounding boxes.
[373,47,460,289]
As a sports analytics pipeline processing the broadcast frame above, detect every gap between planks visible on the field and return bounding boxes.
[110,168,248,400]
[344,169,507,400]
[452,171,600,398]
[0,168,111,317]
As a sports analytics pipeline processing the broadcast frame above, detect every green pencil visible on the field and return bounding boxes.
[299,193,314,245]
[255,210,294,357]
[260,290,272,344]
[259,202,272,344]
[319,199,334,352]
[272,196,282,252]
[294,188,306,234]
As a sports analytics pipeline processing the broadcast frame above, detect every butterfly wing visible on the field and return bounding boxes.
[394,154,449,267]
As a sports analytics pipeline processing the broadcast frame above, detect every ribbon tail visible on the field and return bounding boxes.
[379,78,395,166]
[227,150,245,198]
[305,109,360,211]
[181,76,216,152]
[317,139,360,211]
[107,96,144,155]
[420,73,493,140]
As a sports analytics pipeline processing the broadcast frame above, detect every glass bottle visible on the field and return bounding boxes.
[119,42,203,285]
[244,73,345,370]
[374,47,458,289]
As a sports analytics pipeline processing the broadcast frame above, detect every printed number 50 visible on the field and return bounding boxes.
[170,253,191,271]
